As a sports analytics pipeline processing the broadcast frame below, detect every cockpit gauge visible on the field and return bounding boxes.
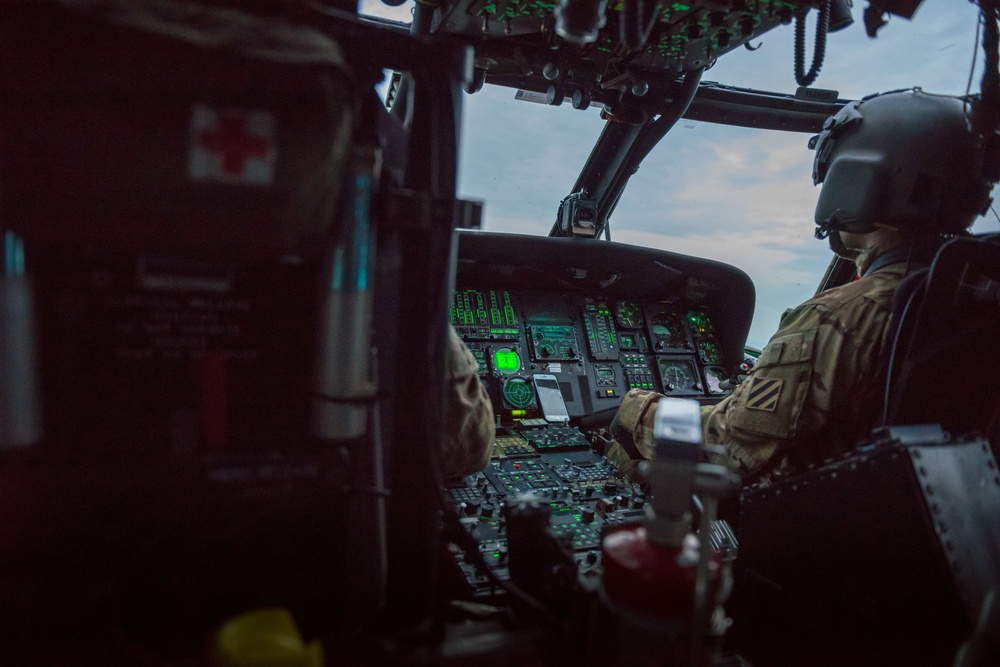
[493,348,521,376]
[698,341,721,365]
[657,358,702,395]
[502,377,535,409]
[704,367,728,395]
[615,301,643,329]
[617,331,648,353]
[527,324,580,362]
[688,311,715,338]
[649,311,688,350]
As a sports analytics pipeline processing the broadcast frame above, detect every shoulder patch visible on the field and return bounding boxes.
[746,377,783,412]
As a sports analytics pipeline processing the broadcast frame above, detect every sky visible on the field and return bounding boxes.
[361,0,996,348]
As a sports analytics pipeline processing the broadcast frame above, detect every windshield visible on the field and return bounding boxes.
[362,0,997,349]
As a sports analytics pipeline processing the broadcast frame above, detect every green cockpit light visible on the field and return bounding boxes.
[494,348,521,374]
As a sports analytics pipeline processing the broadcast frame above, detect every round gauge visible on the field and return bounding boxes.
[699,341,720,364]
[493,348,521,375]
[615,301,643,329]
[651,312,686,348]
[503,377,535,409]
[536,342,556,359]
[688,311,715,337]
[659,360,694,392]
[705,367,727,394]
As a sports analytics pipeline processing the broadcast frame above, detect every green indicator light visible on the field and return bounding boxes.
[672,2,690,10]
[492,552,500,559]
[494,349,520,372]
[551,503,558,507]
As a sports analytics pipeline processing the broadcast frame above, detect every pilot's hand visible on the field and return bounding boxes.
[718,357,755,391]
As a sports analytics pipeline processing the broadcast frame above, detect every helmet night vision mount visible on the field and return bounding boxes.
[810,89,997,240]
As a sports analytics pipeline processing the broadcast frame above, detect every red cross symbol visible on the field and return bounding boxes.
[198,112,270,175]
[189,105,276,185]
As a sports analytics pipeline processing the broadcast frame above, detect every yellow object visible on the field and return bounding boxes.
[214,608,324,667]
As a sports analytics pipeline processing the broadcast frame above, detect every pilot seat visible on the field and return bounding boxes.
[729,235,1000,665]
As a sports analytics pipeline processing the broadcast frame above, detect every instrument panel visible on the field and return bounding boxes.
[453,289,730,420]
[453,232,755,424]
[445,232,753,598]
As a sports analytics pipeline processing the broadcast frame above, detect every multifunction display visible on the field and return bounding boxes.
[451,291,731,421]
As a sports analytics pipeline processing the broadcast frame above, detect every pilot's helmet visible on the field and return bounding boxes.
[809,88,994,238]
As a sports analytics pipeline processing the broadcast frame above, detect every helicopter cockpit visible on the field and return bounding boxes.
[0,0,998,665]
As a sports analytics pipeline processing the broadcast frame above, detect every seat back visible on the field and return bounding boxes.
[731,236,1000,663]
[0,0,355,261]
[0,0,361,646]
[732,432,1000,665]
[884,236,1000,442]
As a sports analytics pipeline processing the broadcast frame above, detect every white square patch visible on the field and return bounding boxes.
[188,105,276,186]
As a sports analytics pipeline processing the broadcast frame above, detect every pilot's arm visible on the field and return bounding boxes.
[440,324,495,478]
[608,299,885,485]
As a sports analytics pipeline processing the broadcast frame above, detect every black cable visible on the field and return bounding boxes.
[621,0,663,54]
[975,0,1000,138]
[966,6,984,100]
[441,503,567,635]
[794,1,830,87]
[880,278,925,428]
[877,242,934,427]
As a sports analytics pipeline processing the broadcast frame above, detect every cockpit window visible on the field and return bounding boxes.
[364,0,998,348]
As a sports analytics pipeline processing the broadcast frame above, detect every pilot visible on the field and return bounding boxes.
[442,324,495,478]
[607,88,996,485]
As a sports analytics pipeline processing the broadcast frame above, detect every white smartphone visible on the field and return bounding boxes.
[533,373,570,423]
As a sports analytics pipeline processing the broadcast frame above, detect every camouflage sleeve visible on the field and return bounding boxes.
[606,390,734,483]
[606,389,662,480]
[702,301,867,480]
[608,296,886,484]
[440,325,495,478]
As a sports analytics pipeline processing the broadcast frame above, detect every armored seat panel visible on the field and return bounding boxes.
[731,435,1000,662]
[0,0,355,261]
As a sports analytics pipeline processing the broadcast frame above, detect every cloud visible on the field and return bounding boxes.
[610,228,832,348]
[364,0,988,348]
[459,87,603,219]
[709,0,981,97]
[613,126,820,240]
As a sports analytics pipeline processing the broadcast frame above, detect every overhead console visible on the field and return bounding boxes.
[431,0,797,81]
[452,232,755,424]
[412,0,844,121]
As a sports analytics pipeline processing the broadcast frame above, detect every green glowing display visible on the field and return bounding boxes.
[688,311,714,334]
[503,377,534,409]
[494,348,521,374]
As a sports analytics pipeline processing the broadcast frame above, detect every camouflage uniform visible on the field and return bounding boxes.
[607,261,908,485]
[441,325,495,478]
